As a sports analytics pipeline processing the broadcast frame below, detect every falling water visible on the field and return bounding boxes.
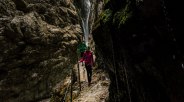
[81,0,91,46]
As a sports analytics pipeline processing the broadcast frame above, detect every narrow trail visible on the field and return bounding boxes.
[73,62,110,102]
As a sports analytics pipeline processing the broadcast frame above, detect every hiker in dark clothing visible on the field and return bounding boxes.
[79,47,94,86]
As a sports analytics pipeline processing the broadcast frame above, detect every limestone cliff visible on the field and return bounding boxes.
[0,0,82,102]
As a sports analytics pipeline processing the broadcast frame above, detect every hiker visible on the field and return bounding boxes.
[79,47,94,86]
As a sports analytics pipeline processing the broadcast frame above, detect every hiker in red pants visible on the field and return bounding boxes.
[79,47,94,86]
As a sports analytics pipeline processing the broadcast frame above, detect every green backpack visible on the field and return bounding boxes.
[77,42,87,53]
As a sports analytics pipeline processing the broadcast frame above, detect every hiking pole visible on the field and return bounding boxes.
[77,56,81,91]
[70,66,73,102]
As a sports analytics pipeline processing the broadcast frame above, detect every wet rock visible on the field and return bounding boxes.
[93,0,184,102]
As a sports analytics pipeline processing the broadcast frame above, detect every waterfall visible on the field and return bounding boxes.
[81,0,91,46]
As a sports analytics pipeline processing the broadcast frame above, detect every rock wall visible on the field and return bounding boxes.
[0,0,82,102]
[93,0,184,102]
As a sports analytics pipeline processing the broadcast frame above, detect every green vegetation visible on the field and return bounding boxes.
[113,3,132,27]
[99,2,132,28]
[104,0,110,5]
[100,9,113,23]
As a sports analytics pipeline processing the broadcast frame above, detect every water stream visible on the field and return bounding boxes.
[81,0,91,46]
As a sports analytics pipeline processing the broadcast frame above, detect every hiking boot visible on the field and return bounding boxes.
[88,82,91,87]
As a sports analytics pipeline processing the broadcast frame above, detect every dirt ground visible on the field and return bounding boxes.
[73,63,110,102]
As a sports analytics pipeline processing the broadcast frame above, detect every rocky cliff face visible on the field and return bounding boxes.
[93,0,184,102]
[0,0,82,102]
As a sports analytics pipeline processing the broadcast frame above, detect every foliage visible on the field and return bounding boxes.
[113,3,132,27]
[100,9,113,24]
[104,0,110,5]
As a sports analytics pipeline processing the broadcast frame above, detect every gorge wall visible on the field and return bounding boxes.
[0,0,82,102]
[93,0,184,102]
[1,0,184,102]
